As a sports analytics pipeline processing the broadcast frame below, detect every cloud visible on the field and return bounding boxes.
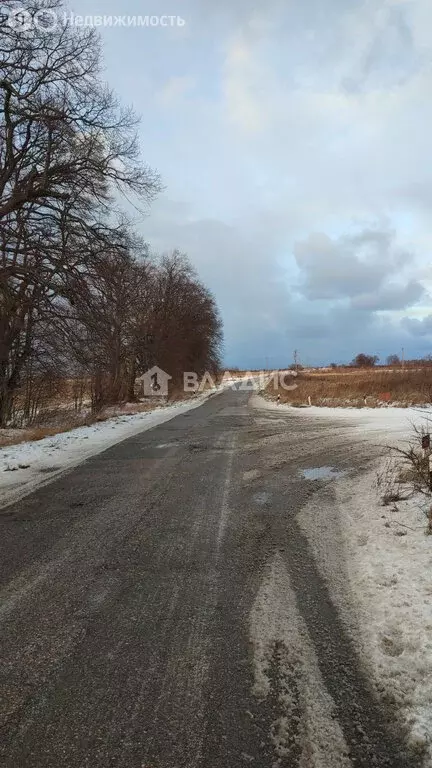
[403,315,432,337]
[145,199,292,344]
[293,228,416,306]
[351,280,424,311]
[67,0,432,364]
[144,200,427,365]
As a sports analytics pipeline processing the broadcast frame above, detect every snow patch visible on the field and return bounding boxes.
[300,466,345,481]
[253,393,432,445]
[253,393,432,760]
[298,457,432,762]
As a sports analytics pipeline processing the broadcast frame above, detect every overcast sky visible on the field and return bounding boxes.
[70,0,432,367]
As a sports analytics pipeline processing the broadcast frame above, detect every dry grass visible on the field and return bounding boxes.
[0,422,90,448]
[0,401,164,448]
[1,371,234,446]
[0,369,259,446]
[266,368,432,408]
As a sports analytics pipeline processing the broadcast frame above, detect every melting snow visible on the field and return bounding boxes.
[301,466,345,481]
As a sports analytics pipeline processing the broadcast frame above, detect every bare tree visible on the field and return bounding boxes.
[0,0,161,220]
[0,2,222,427]
[147,251,222,384]
[352,353,379,368]
[0,0,161,424]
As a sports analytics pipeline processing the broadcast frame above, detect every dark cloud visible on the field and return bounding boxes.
[351,280,424,311]
[144,203,427,366]
[143,203,295,365]
[293,228,414,307]
[77,0,432,365]
[403,315,432,337]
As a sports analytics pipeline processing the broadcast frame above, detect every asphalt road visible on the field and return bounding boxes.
[0,386,423,767]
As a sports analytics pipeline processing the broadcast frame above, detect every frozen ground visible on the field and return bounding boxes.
[3,387,432,760]
[1,384,430,766]
[0,384,240,508]
[260,398,432,762]
[262,397,432,442]
[333,474,432,756]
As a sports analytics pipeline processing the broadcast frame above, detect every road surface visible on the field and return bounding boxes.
[0,386,422,767]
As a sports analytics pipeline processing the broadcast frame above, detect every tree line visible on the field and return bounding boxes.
[0,0,222,427]
[329,354,432,369]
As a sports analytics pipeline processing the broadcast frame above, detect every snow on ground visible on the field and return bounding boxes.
[259,398,432,762]
[4,387,432,755]
[305,403,432,442]
[0,382,240,509]
[334,476,432,758]
[260,396,432,444]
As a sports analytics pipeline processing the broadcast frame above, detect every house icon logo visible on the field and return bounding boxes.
[137,366,172,397]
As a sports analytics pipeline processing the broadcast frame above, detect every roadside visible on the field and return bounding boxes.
[0,374,263,508]
[1,384,425,768]
[0,384,235,508]
[0,371,255,449]
[264,367,432,408]
[254,394,432,762]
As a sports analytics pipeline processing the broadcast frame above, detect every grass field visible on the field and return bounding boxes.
[266,367,432,408]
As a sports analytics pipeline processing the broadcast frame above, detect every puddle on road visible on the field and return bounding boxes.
[300,466,345,481]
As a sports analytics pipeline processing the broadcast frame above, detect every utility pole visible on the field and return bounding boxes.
[401,347,405,370]
[293,349,299,371]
